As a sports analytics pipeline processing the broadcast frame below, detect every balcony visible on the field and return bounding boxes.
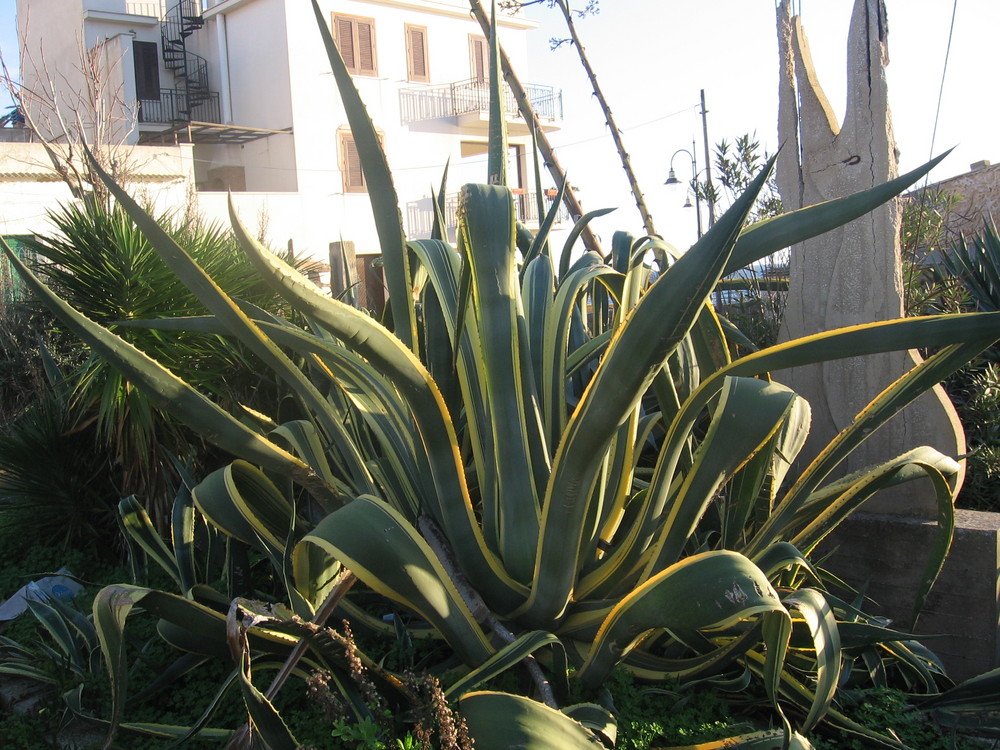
[138,88,221,126]
[400,78,562,135]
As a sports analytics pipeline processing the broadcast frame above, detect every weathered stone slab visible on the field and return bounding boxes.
[774,0,964,518]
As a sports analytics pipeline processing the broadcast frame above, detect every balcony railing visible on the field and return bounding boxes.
[400,78,562,126]
[138,88,220,125]
[124,1,168,17]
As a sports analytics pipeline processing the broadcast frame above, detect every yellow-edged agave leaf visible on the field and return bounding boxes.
[119,496,183,591]
[749,340,981,556]
[460,691,607,749]
[309,0,415,348]
[543,255,620,444]
[576,550,785,690]
[444,630,567,700]
[642,377,804,578]
[0,239,330,499]
[781,589,841,732]
[726,152,949,276]
[523,157,775,627]
[192,461,293,558]
[459,184,544,582]
[227,209,528,612]
[85,157,378,499]
[522,253,556,408]
[615,621,768,682]
[300,496,495,666]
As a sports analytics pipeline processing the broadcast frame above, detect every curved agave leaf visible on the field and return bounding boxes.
[781,589,841,732]
[309,0,415,347]
[522,157,775,627]
[576,550,786,690]
[444,630,567,701]
[727,152,950,276]
[119,496,183,591]
[460,691,608,749]
[227,206,528,612]
[299,496,495,666]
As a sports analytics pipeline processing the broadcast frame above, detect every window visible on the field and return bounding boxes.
[333,14,377,76]
[405,24,429,83]
[133,40,160,100]
[469,35,487,84]
[340,132,366,193]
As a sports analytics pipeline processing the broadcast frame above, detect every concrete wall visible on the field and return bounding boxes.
[0,142,196,236]
[819,510,1000,683]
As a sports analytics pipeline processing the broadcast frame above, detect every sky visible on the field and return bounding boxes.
[522,0,1000,250]
[0,0,997,251]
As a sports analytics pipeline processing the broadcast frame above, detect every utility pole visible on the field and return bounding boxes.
[700,89,716,227]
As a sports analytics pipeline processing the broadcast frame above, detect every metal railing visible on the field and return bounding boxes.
[138,88,220,124]
[400,78,562,125]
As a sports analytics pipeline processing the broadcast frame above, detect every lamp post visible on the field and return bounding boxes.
[664,141,702,239]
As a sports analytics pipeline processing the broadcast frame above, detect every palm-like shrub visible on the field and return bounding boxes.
[4,3,1000,747]
[18,201,310,522]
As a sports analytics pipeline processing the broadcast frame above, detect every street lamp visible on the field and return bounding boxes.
[665,141,702,238]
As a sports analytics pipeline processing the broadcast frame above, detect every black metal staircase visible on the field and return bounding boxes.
[160,0,210,122]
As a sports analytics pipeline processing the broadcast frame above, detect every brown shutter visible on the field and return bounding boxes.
[133,41,160,101]
[356,20,377,76]
[470,35,487,83]
[334,15,357,71]
[342,134,366,192]
[406,25,428,83]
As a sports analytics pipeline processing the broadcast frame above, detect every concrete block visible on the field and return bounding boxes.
[818,509,1000,683]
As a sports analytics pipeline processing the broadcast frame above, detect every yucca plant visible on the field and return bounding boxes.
[4,2,1000,747]
[18,200,314,524]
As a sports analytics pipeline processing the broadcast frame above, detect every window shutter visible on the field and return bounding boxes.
[333,14,377,76]
[406,25,428,83]
[357,20,377,76]
[342,134,366,192]
[470,36,487,83]
[334,16,357,71]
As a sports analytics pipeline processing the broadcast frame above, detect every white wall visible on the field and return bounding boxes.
[0,142,196,236]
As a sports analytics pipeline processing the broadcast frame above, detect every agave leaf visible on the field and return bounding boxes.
[642,377,804,577]
[299,496,495,666]
[558,207,616,279]
[460,691,607,749]
[227,209,527,612]
[309,0,415,347]
[727,152,950,275]
[459,184,543,582]
[523,157,775,627]
[119,496,182,591]
[444,630,567,700]
[0,239,326,497]
[486,0,508,186]
[576,550,785,690]
[228,604,299,750]
[781,589,841,732]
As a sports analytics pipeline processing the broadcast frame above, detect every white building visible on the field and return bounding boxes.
[5,0,563,305]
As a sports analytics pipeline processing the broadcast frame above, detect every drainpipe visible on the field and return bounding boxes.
[215,12,232,123]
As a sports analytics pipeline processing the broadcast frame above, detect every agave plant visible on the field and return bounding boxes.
[4,2,1000,747]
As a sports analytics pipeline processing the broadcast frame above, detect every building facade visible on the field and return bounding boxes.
[7,0,563,291]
